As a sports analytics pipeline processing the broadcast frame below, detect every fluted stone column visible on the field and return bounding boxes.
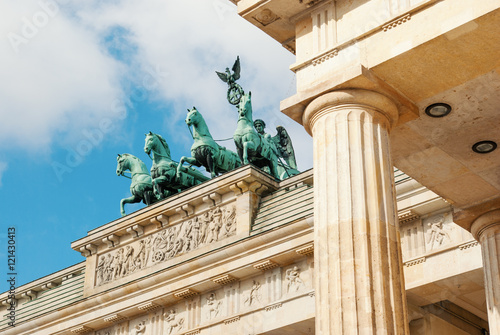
[303,90,409,334]
[471,210,500,334]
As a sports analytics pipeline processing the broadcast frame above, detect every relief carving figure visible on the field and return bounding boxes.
[164,309,184,334]
[220,206,236,239]
[198,211,210,244]
[134,240,146,269]
[286,266,304,293]
[190,218,201,250]
[244,280,262,306]
[96,204,237,286]
[104,253,114,282]
[206,292,222,319]
[152,229,169,262]
[134,321,146,335]
[426,216,451,250]
[180,222,194,254]
[96,256,105,286]
[113,247,124,279]
[206,207,223,244]
[122,245,135,276]
[144,235,153,266]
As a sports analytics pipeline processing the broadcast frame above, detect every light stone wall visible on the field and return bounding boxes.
[87,259,314,335]
[0,168,487,334]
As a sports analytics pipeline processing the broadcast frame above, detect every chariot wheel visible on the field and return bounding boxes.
[227,84,244,105]
[153,250,165,262]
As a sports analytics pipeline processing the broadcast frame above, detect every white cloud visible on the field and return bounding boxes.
[0,0,313,170]
[75,0,313,169]
[0,0,124,152]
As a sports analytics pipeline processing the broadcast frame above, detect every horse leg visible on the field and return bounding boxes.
[177,157,186,178]
[144,189,155,206]
[153,176,167,200]
[243,141,257,165]
[208,152,216,178]
[120,195,141,216]
[242,142,249,164]
[177,156,198,178]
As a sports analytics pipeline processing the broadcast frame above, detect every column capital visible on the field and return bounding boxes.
[471,209,500,241]
[302,89,399,135]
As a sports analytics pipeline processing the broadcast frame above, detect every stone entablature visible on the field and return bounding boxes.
[95,204,237,287]
[71,166,281,295]
[91,258,314,335]
[395,170,478,264]
[400,210,477,262]
[71,166,279,257]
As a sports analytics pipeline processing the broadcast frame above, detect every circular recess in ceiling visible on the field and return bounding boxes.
[472,140,497,154]
[424,103,452,118]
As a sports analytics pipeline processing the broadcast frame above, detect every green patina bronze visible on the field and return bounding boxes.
[116,153,156,216]
[144,131,209,200]
[178,107,241,178]
[114,56,302,215]
[216,56,244,105]
[253,120,300,179]
[233,92,281,179]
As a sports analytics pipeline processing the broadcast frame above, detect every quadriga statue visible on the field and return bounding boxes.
[178,107,241,178]
[116,153,156,216]
[144,131,209,199]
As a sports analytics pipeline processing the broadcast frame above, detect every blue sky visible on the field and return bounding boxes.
[0,0,313,290]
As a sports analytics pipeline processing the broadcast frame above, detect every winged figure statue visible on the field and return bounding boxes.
[272,126,297,170]
[253,119,299,179]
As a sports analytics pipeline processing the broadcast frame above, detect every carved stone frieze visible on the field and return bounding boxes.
[212,274,237,285]
[382,13,411,31]
[70,326,93,334]
[253,9,280,26]
[206,292,222,320]
[398,209,420,224]
[311,49,338,66]
[103,313,126,323]
[164,309,185,334]
[174,289,199,300]
[265,302,283,311]
[404,257,426,267]
[459,241,479,250]
[244,280,262,306]
[95,205,237,286]
[425,215,452,250]
[295,244,314,256]
[137,302,160,312]
[253,259,278,271]
[133,320,146,335]
[223,316,240,325]
[285,266,304,293]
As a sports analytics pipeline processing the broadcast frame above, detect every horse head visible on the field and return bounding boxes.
[185,107,199,127]
[144,132,171,159]
[238,91,252,120]
[116,153,130,176]
[144,131,154,155]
